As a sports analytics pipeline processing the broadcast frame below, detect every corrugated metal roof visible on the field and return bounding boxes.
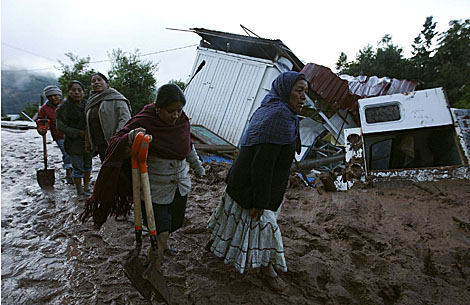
[339,74,417,97]
[301,63,418,121]
[191,28,304,71]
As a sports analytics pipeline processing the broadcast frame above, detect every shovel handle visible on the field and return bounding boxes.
[42,133,48,169]
[131,132,145,170]
[131,132,145,250]
[138,135,158,251]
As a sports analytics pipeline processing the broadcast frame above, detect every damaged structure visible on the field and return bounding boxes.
[337,88,470,190]
[182,27,469,188]
[184,28,303,148]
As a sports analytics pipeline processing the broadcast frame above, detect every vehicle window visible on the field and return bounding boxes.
[365,104,400,124]
[370,139,393,170]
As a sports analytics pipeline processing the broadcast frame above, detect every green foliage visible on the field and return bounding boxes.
[107,49,158,114]
[411,17,437,64]
[429,19,470,107]
[336,17,470,108]
[335,52,348,72]
[19,103,40,121]
[337,36,412,79]
[168,79,187,91]
[57,53,96,98]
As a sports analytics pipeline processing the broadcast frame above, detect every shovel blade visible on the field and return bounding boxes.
[123,255,153,301]
[143,262,172,305]
[37,169,55,188]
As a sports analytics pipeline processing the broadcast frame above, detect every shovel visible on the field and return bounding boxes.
[36,119,55,188]
[123,132,153,301]
[124,132,172,304]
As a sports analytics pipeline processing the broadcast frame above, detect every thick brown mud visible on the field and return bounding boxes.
[2,125,470,304]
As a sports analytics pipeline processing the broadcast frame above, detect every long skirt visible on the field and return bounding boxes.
[207,192,287,274]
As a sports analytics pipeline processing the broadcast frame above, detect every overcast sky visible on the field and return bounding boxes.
[2,0,469,87]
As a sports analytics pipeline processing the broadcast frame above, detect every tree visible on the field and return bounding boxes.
[57,53,96,98]
[334,17,470,108]
[107,49,158,114]
[410,16,438,82]
[335,52,348,72]
[168,79,187,91]
[429,19,470,108]
[412,17,437,63]
[336,36,413,79]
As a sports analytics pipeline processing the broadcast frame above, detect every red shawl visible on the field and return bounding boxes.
[80,103,192,227]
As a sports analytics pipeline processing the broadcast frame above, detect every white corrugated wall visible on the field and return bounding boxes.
[185,47,295,146]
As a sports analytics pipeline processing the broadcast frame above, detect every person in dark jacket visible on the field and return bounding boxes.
[57,81,92,200]
[206,71,308,292]
[37,85,73,183]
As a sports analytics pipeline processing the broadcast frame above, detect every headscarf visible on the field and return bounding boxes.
[240,71,304,150]
[80,103,192,227]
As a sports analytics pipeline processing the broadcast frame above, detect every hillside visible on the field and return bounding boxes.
[1,70,58,115]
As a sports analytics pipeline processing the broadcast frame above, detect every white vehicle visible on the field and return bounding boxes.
[338,87,470,189]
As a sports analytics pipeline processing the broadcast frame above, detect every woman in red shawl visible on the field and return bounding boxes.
[81,83,205,267]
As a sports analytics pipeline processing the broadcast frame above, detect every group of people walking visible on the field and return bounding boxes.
[38,73,132,199]
[38,71,308,293]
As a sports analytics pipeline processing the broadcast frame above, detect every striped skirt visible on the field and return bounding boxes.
[207,193,287,274]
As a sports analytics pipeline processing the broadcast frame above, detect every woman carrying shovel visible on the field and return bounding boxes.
[81,83,205,268]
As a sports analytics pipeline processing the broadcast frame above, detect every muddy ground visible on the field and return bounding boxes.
[2,124,470,305]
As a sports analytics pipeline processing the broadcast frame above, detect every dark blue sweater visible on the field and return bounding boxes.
[225,141,295,211]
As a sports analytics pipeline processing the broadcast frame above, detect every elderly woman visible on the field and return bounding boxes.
[81,83,205,269]
[206,71,307,291]
[57,81,92,200]
[85,72,132,162]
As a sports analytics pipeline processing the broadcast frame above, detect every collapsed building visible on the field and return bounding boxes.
[182,27,470,187]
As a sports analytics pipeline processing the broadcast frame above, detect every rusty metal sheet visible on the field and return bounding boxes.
[301,63,417,122]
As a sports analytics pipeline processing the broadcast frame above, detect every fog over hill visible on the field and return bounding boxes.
[1,70,58,115]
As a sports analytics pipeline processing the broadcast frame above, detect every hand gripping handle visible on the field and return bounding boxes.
[130,132,145,251]
[138,135,158,251]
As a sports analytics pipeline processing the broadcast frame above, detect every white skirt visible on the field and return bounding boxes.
[207,193,287,274]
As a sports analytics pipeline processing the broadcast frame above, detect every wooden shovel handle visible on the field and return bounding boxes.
[131,133,145,247]
[42,133,48,169]
[131,132,145,170]
[138,135,157,237]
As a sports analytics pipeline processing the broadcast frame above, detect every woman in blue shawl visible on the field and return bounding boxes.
[207,71,308,291]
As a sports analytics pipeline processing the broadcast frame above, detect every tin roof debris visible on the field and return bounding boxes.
[301,63,418,122]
